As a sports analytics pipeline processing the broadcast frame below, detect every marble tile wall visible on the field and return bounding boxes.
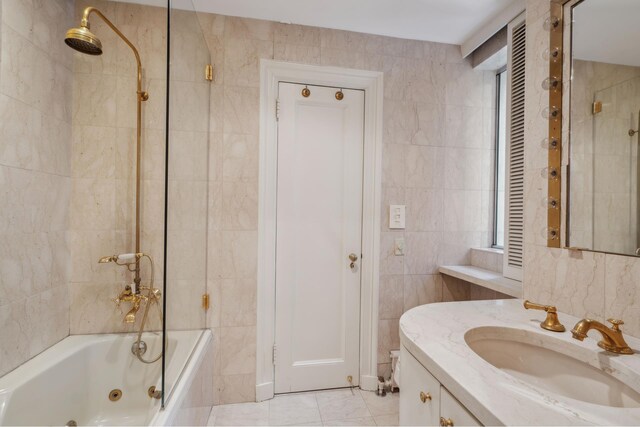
[197,13,497,403]
[69,1,209,334]
[69,0,169,334]
[0,0,74,376]
[523,0,640,339]
[470,248,503,273]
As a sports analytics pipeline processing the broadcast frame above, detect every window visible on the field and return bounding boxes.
[493,69,507,249]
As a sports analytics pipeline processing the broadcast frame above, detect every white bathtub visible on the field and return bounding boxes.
[0,329,213,426]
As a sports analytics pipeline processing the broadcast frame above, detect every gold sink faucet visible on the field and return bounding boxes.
[571,318,634,355]
[523,300,566,332]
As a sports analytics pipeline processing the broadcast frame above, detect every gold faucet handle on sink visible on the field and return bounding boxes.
[608,318,624,331]
[523,300,566,332]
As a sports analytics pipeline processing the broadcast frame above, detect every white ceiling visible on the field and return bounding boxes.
[190,0,519,45]
[572,0,640,67]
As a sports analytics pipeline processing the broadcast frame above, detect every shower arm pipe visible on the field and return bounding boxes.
[81,7,148,288]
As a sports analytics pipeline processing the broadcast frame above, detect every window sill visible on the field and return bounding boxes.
[439,265,523,299]
[472,247,504,255]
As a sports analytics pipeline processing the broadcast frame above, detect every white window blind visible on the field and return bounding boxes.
[503,13,526,281]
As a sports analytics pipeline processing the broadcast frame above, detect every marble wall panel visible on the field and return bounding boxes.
[0,0,73,376]
[199,14,498,402]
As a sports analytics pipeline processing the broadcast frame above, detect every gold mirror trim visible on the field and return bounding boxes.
[547,1,567,248]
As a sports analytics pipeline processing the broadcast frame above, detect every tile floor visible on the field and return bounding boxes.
[207,388,399,426]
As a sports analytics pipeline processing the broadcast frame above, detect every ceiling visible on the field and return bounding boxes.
[114,0,520,46]
[194,0,519,45]
[572,0,640,67]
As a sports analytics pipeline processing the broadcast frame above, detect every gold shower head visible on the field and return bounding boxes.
[65,25,102,55]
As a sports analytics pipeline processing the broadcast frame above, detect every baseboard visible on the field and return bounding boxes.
[256,382,274,402]
[360,374,378,391]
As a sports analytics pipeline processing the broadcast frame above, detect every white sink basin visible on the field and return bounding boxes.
[465,326,640,408]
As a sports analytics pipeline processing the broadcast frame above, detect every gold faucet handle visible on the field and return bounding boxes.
[523,300,556,313]
[524,300,566,332]
[608,318,624,331]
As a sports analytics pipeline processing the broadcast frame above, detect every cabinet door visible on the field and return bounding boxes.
[399,346,441,426]
[439,387,482,427]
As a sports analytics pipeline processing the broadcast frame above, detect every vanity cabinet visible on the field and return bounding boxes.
[440,388,481,426]
[400,346,481,426]
[399,346,441,426]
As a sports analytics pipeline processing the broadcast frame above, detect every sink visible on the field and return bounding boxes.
[465,326,640,408]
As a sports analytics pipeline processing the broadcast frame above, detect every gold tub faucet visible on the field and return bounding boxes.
[114,285,145,324]
[571,318,634,355]
[523,300,566,332]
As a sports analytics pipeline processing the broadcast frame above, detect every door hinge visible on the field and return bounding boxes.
[272,344,277,365]
[592,100,602,115]
[275,99,281,121]
[205,64,213,82]
[202,293,210,310]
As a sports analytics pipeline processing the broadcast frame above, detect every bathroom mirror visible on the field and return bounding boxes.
[566,0,640,256]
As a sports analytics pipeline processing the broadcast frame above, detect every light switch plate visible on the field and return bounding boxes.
[389,205,406,229]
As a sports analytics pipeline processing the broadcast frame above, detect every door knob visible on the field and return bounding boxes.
[348,253,358,269]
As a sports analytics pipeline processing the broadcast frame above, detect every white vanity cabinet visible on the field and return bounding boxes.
[440,388,481,426]
[400,346,481,426]
[399,346,441,426]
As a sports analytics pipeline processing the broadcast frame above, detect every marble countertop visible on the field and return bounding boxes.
[438,265,523,298]
[399,299,640,426]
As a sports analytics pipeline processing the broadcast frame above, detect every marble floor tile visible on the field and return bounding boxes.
[207,389,399,426]
[373,413,399,426]
[316,389,372,422]
[269,392,322,426]
[361,391,399,416]
[324,416,376,426]
[207,406,216,426]
[210,401,269,426]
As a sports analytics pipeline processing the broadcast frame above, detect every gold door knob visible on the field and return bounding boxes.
[419,391,431,403]
[439,417,454,427]
[348,253,358,269]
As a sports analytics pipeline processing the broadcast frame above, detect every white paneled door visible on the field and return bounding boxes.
[274,82,365,393]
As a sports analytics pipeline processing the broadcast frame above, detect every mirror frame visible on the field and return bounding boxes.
[547,0,567,249]
[548,0,640,257]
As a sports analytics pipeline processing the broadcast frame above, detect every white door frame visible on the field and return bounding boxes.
[256,60,383,401]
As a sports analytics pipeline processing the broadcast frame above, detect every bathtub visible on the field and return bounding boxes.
[0,329,213,426]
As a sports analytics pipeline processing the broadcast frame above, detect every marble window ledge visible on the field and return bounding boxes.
[439,265,523,298]
[471,247,504,255]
